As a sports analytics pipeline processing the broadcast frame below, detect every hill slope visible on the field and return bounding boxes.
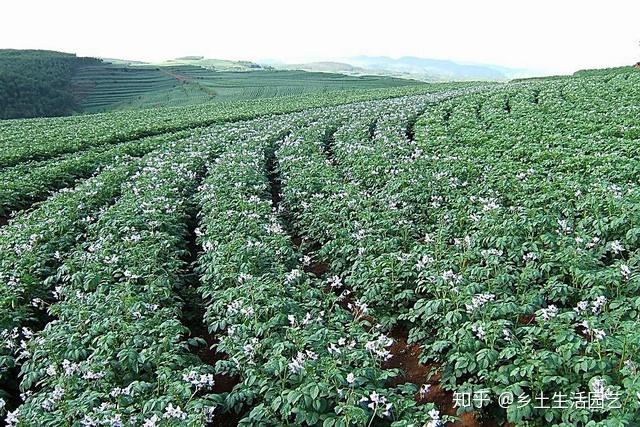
[152,57,267,71]
[0,50,423,118]
[72,64,422,113]
[272,61,368,74]
[0,50,101,119]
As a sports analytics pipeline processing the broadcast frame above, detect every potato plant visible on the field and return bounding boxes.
[195,117,440,426]
[0,68,638,426]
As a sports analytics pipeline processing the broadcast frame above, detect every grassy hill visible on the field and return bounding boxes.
[272,61,368,74]
[152,57,267,71]
[573,65,640,77]
[0,50,422,118]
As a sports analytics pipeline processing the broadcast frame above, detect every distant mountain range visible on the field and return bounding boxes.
[268,56,535,81]
[107,55,533,82]
[349,56,529,80]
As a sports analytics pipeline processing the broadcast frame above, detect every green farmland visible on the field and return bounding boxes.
[0,57,639,426]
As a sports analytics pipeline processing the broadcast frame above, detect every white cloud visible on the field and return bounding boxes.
[2,0,639,74]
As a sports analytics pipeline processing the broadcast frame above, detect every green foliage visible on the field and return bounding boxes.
[0,67,638,426]
[0,50,101,119]
[0,130,192,219]
[573,66,639,77]
[0,83,465,168]
[274,69,640,424]
[195,116,438,424]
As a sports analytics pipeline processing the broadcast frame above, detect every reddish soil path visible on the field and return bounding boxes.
[294,232,512,426]
[296,239,493,426]
[385,328,487,427]
[181,213,243,426]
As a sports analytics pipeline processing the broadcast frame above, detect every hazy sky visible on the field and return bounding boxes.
[2,0,639,74]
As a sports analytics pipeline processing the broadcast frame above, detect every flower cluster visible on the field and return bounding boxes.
[182,371,215,389]
[364,334,394,360]
[465,293,495,313]
[359,391,392,416]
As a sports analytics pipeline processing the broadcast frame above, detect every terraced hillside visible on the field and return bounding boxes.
[164,67,420,98]
[0,67,639,426]
[0,50,423,118]
[71,64,188,112]
[72,63,421,113]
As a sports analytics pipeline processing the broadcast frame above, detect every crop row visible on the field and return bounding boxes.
[402,77,640,425]
[0,160,141,412]
[276,72,640,425]
[1,132,227,425]
[0,91,455,426]
[0,129,196,222]
[0,84,471,169]
[195,111,441,426]
[2,70,637,425]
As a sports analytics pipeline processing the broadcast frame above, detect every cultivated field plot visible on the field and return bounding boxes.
[0,69,639,426]
[71,64,421,113]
